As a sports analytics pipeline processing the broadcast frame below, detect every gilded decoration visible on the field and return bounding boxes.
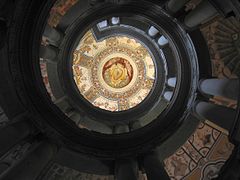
[39,2,237,179]
[72,31,156,111]
[102,57,133,88]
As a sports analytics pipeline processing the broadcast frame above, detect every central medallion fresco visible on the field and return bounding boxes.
[72,30,156,111]
[102,57,133,89]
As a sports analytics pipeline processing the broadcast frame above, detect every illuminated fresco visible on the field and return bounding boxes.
[72,31,156,111]
[40,1,237,179]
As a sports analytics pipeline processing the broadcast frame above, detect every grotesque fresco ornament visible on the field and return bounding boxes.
[201,16,240,78]
[72,31,156,111]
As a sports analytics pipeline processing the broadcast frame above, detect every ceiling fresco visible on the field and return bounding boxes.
[72,31,155,111]
[39,0,239,179]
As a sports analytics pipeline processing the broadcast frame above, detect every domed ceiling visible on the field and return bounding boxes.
[38,0,239,179]
[72,31,155,111]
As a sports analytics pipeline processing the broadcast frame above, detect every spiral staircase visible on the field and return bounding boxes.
[0,0,240,179]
